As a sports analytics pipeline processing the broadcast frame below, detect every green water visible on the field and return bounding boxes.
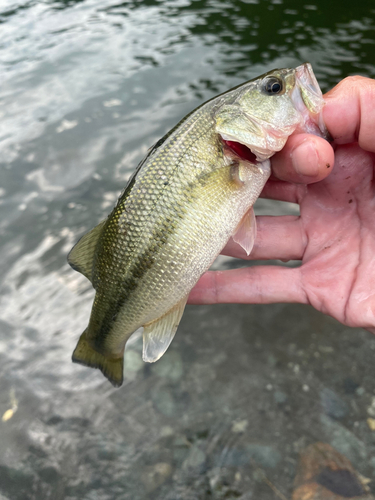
[0,0,375,498]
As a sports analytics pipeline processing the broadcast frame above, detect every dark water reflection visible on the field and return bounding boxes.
[1,0,375,498]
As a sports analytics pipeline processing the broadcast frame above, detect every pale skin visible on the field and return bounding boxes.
[189,76,375,334]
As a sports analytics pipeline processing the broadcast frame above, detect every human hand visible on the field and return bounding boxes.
[189,76,375,332]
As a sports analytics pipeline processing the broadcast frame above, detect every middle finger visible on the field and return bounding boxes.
[222,215,307,262]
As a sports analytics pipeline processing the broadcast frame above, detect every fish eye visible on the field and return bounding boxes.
[262,77,283,95]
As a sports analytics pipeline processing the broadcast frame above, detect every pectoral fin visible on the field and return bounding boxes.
[68,219,106,282]
[232,207,256,256]
[142,297,188,363]
[72,329,124,387]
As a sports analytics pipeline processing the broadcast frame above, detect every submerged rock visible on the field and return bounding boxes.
[320,388,349,420]
[151,351,183,382]
[292,442,373,500]
[246,444,281,469]
[152,388,176,417]
[320,415,367,463]
[182,445,206,470]
[141,462,173,494]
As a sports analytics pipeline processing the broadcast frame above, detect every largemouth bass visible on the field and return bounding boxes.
[68,63,327,387]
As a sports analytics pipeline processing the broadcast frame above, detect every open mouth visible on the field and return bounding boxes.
[221,138,258,164]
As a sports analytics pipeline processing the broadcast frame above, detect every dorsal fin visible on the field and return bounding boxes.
[142,296,188,362]
[68,219,106,282]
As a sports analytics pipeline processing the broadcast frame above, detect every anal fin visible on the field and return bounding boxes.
[142,297,188,363]
[72,329,124,387]
[232,207,256,256]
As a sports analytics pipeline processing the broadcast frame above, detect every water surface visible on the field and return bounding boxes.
[1,0,375,498]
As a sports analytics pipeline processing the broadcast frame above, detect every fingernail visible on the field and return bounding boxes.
[291,141,319,177]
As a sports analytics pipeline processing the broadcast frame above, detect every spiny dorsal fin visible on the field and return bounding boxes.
[72,329,124,387]
[68,219,106,282]
[142,296,188,363]
[232,207,256,256]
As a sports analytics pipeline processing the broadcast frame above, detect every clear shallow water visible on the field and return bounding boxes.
[1,0,375,498]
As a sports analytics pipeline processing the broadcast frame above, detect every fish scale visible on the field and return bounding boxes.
[68,63,328,386]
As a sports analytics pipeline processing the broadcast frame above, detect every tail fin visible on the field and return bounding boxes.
[72,330,124,387]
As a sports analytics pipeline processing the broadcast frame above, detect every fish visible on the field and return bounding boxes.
[68,63,328,387]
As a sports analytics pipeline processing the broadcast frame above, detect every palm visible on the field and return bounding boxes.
[189,143,375,331]
[298,143,375,329]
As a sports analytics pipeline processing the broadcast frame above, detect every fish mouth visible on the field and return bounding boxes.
[221,137,258,164]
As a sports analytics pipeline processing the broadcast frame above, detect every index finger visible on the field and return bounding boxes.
[323,75,375,152]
